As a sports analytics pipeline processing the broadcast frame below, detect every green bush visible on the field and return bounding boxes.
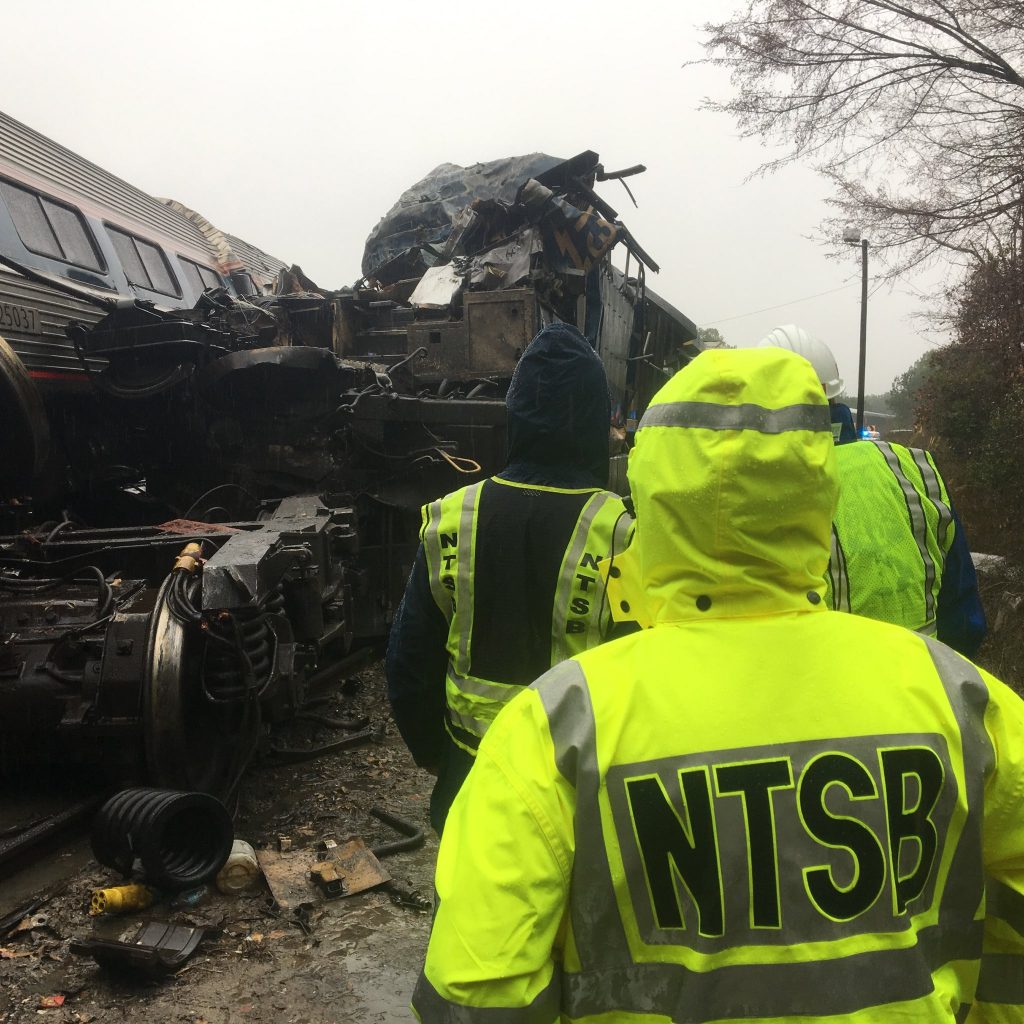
[914,257,1024,558]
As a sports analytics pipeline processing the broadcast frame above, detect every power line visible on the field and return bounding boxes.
[700,282,857,326]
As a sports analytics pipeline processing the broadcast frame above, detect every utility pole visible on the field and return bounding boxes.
[843,226,869,435]
[856,237,868,435]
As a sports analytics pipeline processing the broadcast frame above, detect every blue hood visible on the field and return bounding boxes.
[505,323,610,488]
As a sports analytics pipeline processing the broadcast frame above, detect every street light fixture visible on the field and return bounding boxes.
[843,225,869,436]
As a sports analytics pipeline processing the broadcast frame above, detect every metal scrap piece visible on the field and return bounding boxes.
[256,838,390,910]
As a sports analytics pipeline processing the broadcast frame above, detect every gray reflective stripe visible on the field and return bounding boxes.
[910,447,954,552]
[448,665,522,703]
[989,878,1024,938]
[563,922,983,1020]
[640,400,830,434]
[411,969,561,1024]
[551,493,613,661]
[916,619,938,637]
[446,666,524,745]
[536,661,633,971]
[445,661,528,749]
[422,499,453,624]
[454,484,482,674]
[923,637,993,931]
[877,442,937,624]
[976,952,1024,1004]
[446,703,488,739]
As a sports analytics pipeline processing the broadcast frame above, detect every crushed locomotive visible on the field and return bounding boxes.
[0,109,699,794]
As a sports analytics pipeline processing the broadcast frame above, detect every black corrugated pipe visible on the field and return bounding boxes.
[91,788,234,890]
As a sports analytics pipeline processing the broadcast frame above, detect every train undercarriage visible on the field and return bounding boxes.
[0,148,697,796]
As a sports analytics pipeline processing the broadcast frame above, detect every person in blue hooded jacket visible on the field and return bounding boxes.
[385,322,631,832]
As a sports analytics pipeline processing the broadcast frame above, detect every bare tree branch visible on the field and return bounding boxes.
[698,1,1024,276]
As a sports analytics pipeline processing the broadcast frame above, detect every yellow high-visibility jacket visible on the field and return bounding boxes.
[828,439,955,635]
[421,477,630,755]
[414,348,1024,1023]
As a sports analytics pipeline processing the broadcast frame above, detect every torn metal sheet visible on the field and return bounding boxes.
[409,263,464,309]
[362,153,563,283]
[518,178,620,272]
[466,226,541,290]
[256,839,391,910]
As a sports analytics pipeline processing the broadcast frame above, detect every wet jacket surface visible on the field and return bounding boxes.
[829,439,986,657]
[414,348,1024,1023]
[386,322,625,831]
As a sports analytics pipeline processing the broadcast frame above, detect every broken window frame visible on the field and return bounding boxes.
[0,178,105,273]
[179,256,223,295]
[106,224,182,298]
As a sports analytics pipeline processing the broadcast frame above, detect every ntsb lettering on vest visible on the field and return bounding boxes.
[606,734,956,949]
[566,552,602,634]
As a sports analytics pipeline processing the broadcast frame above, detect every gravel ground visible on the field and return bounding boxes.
[0,662,437,1024]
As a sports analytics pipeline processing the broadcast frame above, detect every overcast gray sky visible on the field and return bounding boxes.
[1,0,954,393]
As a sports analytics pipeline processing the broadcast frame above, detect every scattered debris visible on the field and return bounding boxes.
[257,838,391,911]
[0,662,436,1021]
[12,912,49,934]
[266,727,377,766]
[369,805,426,858]
[89,884,155,917]
[38,994,66,1009]
[91,789,233,889]
[0,891,55,938]
[71,922,205,978]
[169,886,210,910]
[215,840,262,895]
[386,884,432,913]
[309,861,346,899]
[0,945,32,958]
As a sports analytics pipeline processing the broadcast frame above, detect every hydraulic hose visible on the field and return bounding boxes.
[369,805,425,858]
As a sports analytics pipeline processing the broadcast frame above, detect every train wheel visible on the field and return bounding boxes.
[142,575,253,798]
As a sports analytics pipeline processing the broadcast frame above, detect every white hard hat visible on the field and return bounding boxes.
[757,324,844,399]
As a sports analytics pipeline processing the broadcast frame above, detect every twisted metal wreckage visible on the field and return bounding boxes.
[0,124,699,806]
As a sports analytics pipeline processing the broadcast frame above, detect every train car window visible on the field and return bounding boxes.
[107,226,181,297]
[0,180,104,271]
[41,200,103,271]
[108,228,148,287]
[137,238,179,296]
[0,182,60,257]
[180,257,223,294]
[198,264,221,289]
[180,259,203,294]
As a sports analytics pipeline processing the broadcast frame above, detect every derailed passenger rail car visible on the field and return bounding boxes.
[0,126,701,792]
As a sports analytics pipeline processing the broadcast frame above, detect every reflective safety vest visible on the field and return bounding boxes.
[420,476,630,755]
[415,611,1024,1023]
[827,440,954,635]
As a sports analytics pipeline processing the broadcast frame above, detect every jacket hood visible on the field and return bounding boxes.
[505,323,610,487]
[607,347,838,626]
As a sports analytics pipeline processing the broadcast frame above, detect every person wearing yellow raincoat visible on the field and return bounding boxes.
[413,347,1024,1023]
